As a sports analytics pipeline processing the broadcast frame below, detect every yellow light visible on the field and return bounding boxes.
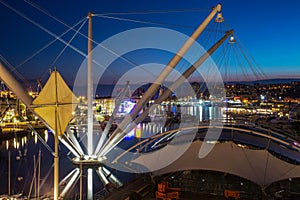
[34,133,38,144]
[135,124,142,139]
[14,138,17,149]
[44,130,48,142]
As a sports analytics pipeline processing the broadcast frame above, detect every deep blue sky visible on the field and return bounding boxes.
[0,0,300,87]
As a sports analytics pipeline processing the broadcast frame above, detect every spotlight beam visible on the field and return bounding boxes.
[63,136,82,157]
[101,167,122,187]
[60,169,80,198]
[59,169,78,186]
[94,81,130,155]
[60,136,82,158]
[66,128,85,155]
[99,29,233,157]
[87,168,93,200]
[96,167,109,186]
[98,4,222,158]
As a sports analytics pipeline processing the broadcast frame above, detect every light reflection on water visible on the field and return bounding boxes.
[0,105,232,197]
[126,105,232,139]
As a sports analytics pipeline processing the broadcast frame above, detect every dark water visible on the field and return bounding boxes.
[0,105,224,197]
[0,134,137,197]
[1,103,299,198]
[0,132,71,196]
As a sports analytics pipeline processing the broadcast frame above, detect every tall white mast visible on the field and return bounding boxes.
[8,150,10,197]
[87,12,93,156]
[87,12,94,200]
[54,69,59,200]
[99,4,222,157]
[38,149,41,200]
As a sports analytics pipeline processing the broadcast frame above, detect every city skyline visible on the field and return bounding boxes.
[0,0,299,86]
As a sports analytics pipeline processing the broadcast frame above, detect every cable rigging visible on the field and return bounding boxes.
[2,2,292,198]
[95,8,210,16]
[50,18,87,67]
[94,14,198,30]
[205,17,268,83]
[15,17,87,71]
[23,0,156,81]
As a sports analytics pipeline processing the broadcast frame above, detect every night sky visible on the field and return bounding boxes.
[0,0,300,88]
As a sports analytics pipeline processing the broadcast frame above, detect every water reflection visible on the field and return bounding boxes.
[0,128,57,197]
[125,105,233,139]
[1,129,48,150]
[0,105,232,197]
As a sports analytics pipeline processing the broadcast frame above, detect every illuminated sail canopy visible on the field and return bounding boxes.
[32,70,77,136]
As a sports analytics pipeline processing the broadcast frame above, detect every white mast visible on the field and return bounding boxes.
[118,30,234,137]
[8,150,10,197]
[38,149,41,200]
[1,55,77,200]
[54,69,59,200]
[99,4,222,157]
[0,63,33,107]
[87,11,94,200]
[34,154,37,198]
[87,12,93,156]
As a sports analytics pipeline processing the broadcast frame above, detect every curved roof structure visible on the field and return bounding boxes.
[150,140,300,186]
[129,126,300,187]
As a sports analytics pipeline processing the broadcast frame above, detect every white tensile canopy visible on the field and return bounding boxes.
[31,70,77,136]
[133,140,300,187]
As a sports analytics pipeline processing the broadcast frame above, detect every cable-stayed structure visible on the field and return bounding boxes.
[0,1,299,199]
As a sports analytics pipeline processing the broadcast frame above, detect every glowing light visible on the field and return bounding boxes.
[205,140,218,144]
[84,155,90,160]
[102,167,122,187]
[237,144,247,148]
[87,116,93,155]
[229,35,236,44]
[14,138,17,149]
[135,123,142,138]
[87,168,93,200]
[97,167,109,185]
[34,133,38,144]
[60,168,80,198]
[44,130,48,142]
[60,139,81,158]
[118,100,135,114]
